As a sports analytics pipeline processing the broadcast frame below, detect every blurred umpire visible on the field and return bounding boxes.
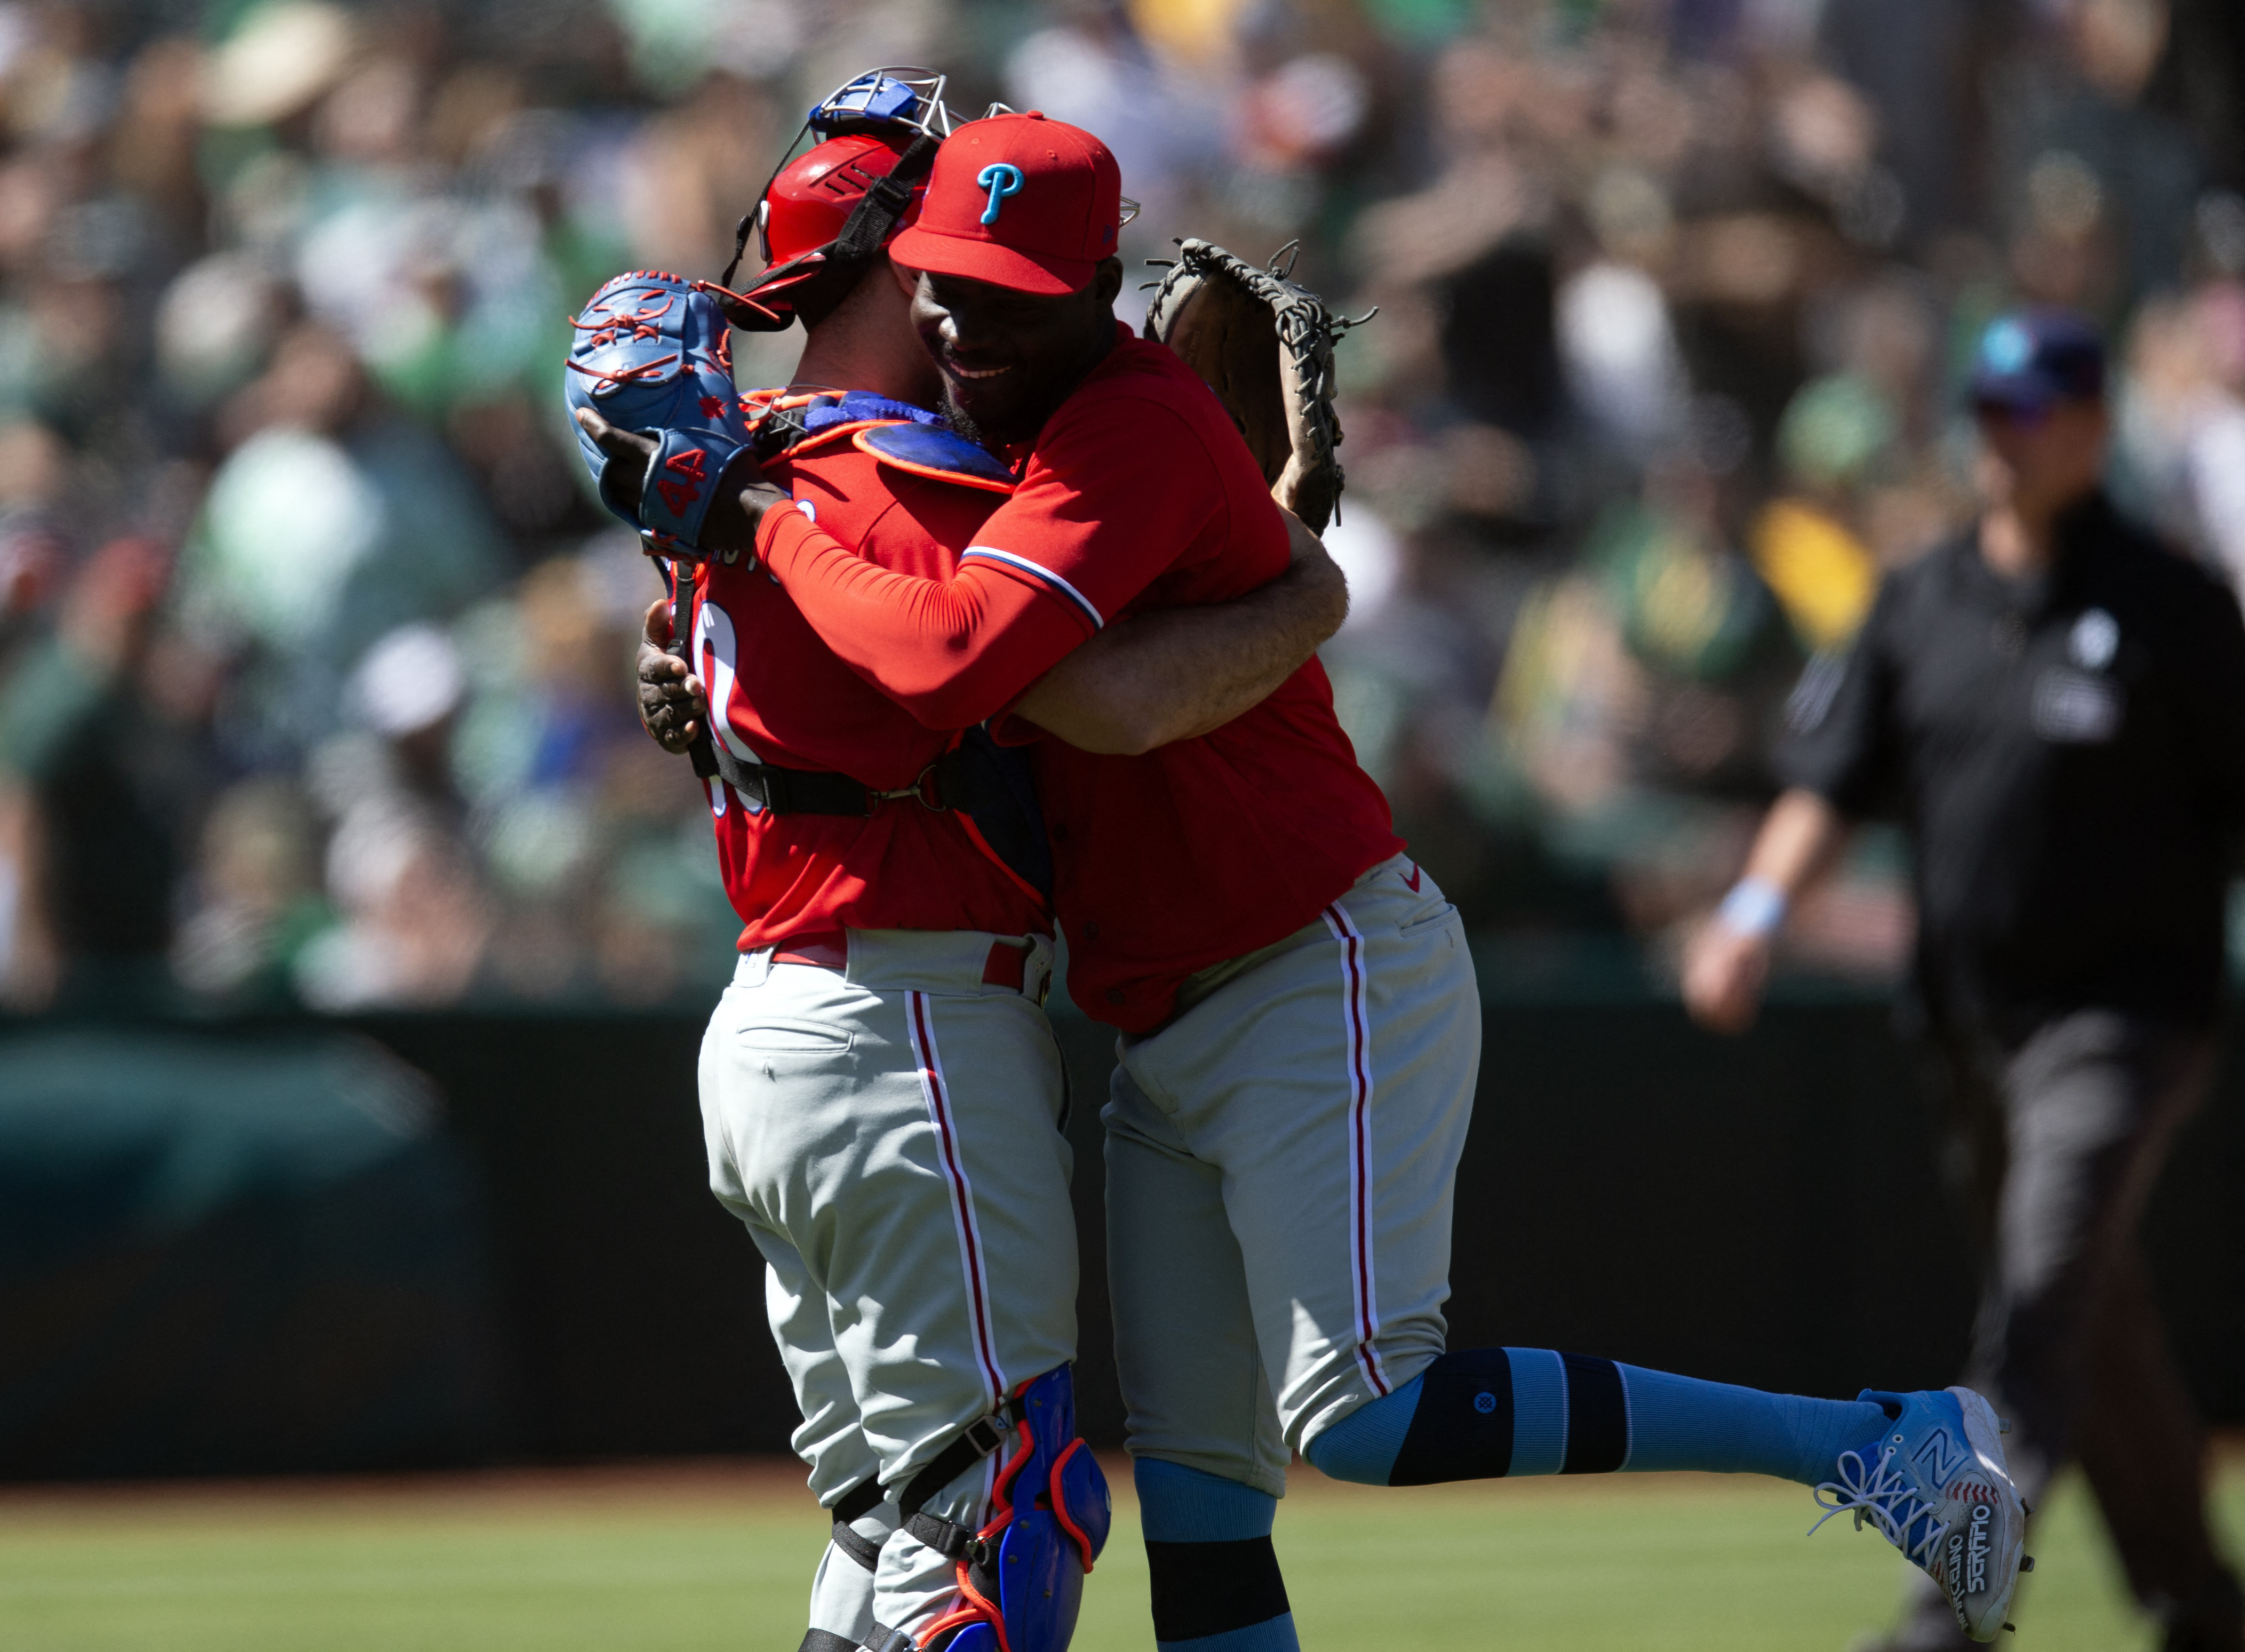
[1685,309,2245,1652]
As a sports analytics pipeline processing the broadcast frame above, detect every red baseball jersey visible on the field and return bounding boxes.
[691,433,1052,950]
[756,329,1401,1028]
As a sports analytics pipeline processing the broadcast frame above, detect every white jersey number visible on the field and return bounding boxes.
[694,595,768,817]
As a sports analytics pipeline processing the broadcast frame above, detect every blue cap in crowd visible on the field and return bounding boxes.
[1969,309,2106,413]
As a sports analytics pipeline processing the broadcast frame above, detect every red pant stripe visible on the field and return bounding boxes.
[906,990,1006,1409]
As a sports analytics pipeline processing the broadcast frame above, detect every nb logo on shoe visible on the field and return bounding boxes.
[1912,1427,1965,1489]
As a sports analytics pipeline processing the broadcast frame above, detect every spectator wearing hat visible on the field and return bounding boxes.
[1684,309,2245,1652]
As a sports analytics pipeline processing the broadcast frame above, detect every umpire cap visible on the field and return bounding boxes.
[1969,309,2106,413]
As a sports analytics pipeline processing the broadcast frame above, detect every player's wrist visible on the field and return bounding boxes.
[736,480,784,536]
[1716,875,1788,941]
[752,488,821,573]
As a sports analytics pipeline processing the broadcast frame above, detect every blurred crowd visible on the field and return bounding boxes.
[0,0,2239,1013]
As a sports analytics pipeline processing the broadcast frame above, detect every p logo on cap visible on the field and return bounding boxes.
[977,163,1024,225]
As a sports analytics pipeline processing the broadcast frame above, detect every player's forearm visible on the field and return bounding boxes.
[759,507,1072,727]
[1012,554,1348,754]
[1685,787,1849,1032]
[1740,789,1849,899]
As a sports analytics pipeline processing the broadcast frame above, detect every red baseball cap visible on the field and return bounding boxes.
[889,111,1121,296]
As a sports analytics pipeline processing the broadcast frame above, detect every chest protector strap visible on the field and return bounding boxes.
[701,393,1049,903]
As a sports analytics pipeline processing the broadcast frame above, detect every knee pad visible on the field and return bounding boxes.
[910,1366,1111,1652]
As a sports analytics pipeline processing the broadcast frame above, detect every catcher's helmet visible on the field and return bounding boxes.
[706,69,950,332]
[760,131,924,269]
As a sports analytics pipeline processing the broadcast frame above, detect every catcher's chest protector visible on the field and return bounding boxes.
[746,389,1021,493]
[726,389,1052,904]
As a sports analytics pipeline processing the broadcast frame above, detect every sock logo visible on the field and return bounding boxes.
[1474,1391,1498,1414]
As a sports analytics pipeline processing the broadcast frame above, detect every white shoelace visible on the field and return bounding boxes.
[1809,1444,1952,1573]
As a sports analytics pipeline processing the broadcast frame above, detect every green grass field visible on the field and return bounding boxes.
[2,1457,2235,1651]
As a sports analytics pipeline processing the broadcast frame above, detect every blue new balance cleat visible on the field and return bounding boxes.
[1810,1387,2027,1641]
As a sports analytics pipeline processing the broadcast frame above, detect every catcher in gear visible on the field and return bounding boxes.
[601,109,2027,1650]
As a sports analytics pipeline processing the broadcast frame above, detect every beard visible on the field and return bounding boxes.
[936,322,1120,450]
[937,384,1054,451]
[937,393,999,449]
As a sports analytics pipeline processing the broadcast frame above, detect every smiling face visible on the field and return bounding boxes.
[900,258,1124,444]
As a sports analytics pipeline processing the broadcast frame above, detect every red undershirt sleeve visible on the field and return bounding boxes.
[757,504,1093,729]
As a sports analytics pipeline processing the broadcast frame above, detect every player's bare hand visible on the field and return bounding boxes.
[574,406,786,552]
[638,597,708,754]
[575,406,656,515]
[1681,917,1772,1035]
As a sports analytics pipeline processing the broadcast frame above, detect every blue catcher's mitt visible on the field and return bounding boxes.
[567,270,752,555]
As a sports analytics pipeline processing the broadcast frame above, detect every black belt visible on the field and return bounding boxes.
[690,732,969,818]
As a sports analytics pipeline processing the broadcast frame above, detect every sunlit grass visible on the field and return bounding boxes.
[0,1456,2230,1650]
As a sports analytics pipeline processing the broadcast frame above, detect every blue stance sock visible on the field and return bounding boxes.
[1619,1363,1890,1484]
[1303,1348,1891,1488]
[1135,1458,1277,1542]
[1134,1459,1299,1651]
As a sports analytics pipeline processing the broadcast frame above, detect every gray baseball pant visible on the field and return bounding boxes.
[1887,1009,2241,1650]
[698,929,1078,1647]
[1104,853,1480,1496]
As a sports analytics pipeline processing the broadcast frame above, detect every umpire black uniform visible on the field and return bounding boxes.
[1784,486,2245,1649]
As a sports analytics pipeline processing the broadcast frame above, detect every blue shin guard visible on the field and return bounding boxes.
[926,1367,1111,1652]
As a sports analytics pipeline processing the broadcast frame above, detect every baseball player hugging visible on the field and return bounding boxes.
[570,70,2032,1652]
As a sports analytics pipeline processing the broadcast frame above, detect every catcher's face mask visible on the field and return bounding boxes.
[707,68,954,330]
[756,69,953,266]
